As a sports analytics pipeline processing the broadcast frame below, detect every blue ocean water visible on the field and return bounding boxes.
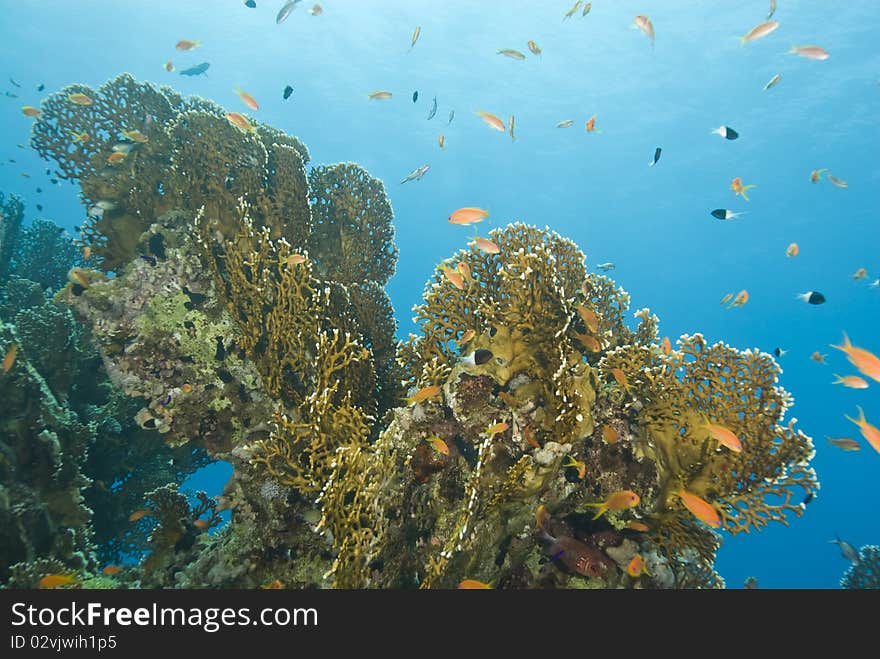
[1,0,877,588]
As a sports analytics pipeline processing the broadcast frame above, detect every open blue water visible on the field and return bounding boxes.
[1,0,877,587]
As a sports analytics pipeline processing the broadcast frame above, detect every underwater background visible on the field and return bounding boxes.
[0,0,877,588]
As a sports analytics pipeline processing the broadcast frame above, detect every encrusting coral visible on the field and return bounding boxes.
[2,72,819,590]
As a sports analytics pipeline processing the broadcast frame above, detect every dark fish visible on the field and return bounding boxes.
[448,109,455,124]
[829,537,860,563]
[802,492,814,505]
[710,209,745,221]
[412,90,418,103]
[36,204,43,211]
[276,0,300,24]
[797,291,825,305]
[45,168,50,174]
[179,62,210,77]
[50,178,58,184]
[649,147,662,167]
[743,577,759,589]
[426,95,437,120]
[5,91,19,98]
[461,348,493,366]
[245,0,257,7]
[9,77,20,88]
[711,125,739,140]
[36,187,42,193]
[140,254,157,266]
[773,347,786,357]
[283,85,293,100]
[37,83,45,92]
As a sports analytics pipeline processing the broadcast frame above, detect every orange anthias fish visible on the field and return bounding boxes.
[831,333,880,382]
[457,260,472,281]
[225,112,256,133]
[403,385,442,406]
[476,111,506,132]
[368,90,392,100]
[176,39,201,50]
[181,383,194,394]
[486,421,509,437]
[535,504,550,531]
[122,129,148,143]
[459,579,492,589]
[627,554,650,577]
[235,89,259,111]
[788,45,830,60]
[438,134,445,149]
[833,374,869,389]
[458,329,476,346]
[828,174,848,188]
[102,565,122,576]
[609,367,629,390]
[677,490,721,528]
[449,207,489,225]
[572,330,601,353]
[584,490,640,520]
[68,93,93,106]
[811,351,827,364]
[633,15,654,48]
[810,168,827,183]
[705,420,742,452]
[524,425,540,449]
[729,290,749,308]
[786,243,799,258]
[626,521,649,532]
[852,268,867,281]
[2,345,18,374]
[563,456,586,480]
[21,106,41,117]
[38,574,78,589]
[826,436,861,452]
[426,436,450,455]
[193,519,212,530]
[585,114,598,133]
[527,40,542,56]
[107,151,127,165]
[472,236,500,254]
[283,253,307,266]
[740,20,779,45]
[844,406,880,453]
[164,61,174,72]
[262,579,284,589]
[577,306,600,333]
[602,425,619,444]
[730,177,757,201]
[660,336,672,355]
[441,265,465,290]
[128,509,151,522]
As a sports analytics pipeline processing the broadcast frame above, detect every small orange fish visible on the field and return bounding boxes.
[102,565,122,576]
[729,289,749,308]
[572,330,601,353]
[634,15,655,47]
[609,367,629,390]
[786,243,799,258]
[486,421,509,437]
[368,90,392,100]
[705,420,742,452]
[527,40,542,56]
[584,490,640,520]
[563,456,586,480]
[438,134,445,149]
[457,260,472,281]
[426,436,450,455]
[852,268,868,281]
[844,406,880,453]
[472,236,500,254]
[2,345,18,374]
[602,425,619,444]
[235,89,259,111]
[788,45,829,60]
[585,114,598,133]
[459,579,492,589]
[627,554,650,577]
[449,207,489,225]
[193,519,212,530]
[68,268,91,289]
[524,426,540,449]
[497,391,517,407]
[128,509,150,522]
[107,151,126,165]
[68,93,93,106]
[828,174,848,188]
[810,168,827,183]
[225,112,256,133]
[403,385,441,406]
[38,574,78,589]
[262,579,284,589]
[811,351,828,364]
[176,39,201,50]
[740,20,779,44]
[181,383,194,394]
[164,60,174,72]
[660,336,672,355]
[476,111,506,132]
[833,374,869,389]
[678,490,721,528]
[626,521,649,532]
[577,306,600,333]
[122,129,148,143]
[21,106,41,117]
[83,246,92,260]
[441,265,465,290]
[730,177,756,201]
[535,504,550,531]
[826,436,861,452]
[284,253,307,266]
[831,333,880,382]
[458,329,476,346]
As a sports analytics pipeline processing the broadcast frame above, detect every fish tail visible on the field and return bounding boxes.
[832,374,844,384]
[830,331,851,353]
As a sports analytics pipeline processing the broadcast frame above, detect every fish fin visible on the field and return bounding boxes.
[832,374,844,384]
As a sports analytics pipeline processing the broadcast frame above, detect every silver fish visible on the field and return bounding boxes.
[400,164,430,184]
[427,95,437,120]
[448,109,455,125]
[596,262,615,272]
[829,537,860,563]
[276,0,300,24]
[763,74,782,91]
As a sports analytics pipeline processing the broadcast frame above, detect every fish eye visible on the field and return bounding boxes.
[488,326,498,337]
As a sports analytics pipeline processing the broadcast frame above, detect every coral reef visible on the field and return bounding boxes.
[841,545,880,589]
[0,192,25,286]
[2,72,819,590]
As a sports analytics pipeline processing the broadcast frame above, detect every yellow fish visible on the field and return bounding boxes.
[583,490,640,520]
[403,385,441,406]
[426,436,450,455]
